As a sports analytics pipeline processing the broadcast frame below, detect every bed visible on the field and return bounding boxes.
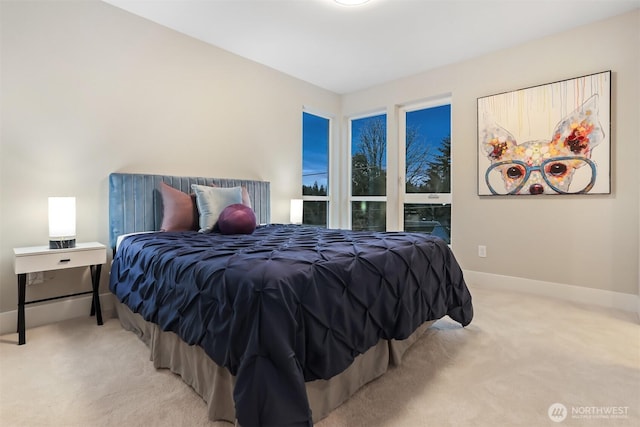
[108,172,473,427]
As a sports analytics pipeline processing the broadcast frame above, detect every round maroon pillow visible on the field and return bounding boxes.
[218,203,257,235]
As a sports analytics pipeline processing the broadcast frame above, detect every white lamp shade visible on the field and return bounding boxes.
[48,197,76,248]
[290,199,303,224]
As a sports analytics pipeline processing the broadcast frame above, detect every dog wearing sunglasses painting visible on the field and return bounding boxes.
[481,95,604,195]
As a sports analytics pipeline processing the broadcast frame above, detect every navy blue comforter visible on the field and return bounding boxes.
[110,224,473,427]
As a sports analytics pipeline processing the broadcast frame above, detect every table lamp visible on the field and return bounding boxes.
[48,197,76,249]
[290,199,303,225]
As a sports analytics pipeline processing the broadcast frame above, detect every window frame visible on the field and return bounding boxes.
[397,96,452,239]
[302,108,333,227]
[347,110,388,230]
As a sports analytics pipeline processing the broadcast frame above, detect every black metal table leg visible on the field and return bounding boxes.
[90,264,103,325]
[17,273,26,345]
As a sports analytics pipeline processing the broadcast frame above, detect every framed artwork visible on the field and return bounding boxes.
[477,71,611,196]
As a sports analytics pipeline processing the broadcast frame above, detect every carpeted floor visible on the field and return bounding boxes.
[1,286,638,426]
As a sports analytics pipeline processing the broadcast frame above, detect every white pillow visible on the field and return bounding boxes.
[191,185,243,232]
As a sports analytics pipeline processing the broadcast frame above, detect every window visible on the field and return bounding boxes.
[302,111,330,227]
[350,113,387,231]
[400,101,452,243]
[332,97,451,240]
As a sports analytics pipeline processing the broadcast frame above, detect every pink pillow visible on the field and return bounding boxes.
[241,186,252,209]
[218,204,257,235]
[158,181,199,231]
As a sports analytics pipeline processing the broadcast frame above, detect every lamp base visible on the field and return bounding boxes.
[49,239,76,249]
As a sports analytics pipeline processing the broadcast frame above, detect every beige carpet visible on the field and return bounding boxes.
[1,286,638,427]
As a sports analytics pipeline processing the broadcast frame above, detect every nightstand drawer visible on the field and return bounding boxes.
[14,242,107,274]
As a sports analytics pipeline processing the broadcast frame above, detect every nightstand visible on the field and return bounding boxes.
[13,242,107,345]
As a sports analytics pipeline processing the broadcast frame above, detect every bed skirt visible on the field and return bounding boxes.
[114,300,433,424]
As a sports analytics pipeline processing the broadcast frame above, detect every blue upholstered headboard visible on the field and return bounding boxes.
[108,173,270,249]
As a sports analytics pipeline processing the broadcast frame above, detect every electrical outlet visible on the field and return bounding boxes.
[478,245,487,258]
[27,271,44,285]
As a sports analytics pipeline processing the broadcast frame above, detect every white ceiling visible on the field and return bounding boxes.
[103,0,639,94]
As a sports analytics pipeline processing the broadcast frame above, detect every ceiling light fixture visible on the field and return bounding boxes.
[335,0,370,6]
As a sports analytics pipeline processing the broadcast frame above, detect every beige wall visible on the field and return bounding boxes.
[1,2,638,315]
[0,0,340,311]
[342,10,639,296]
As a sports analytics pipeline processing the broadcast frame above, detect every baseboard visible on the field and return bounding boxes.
[0,292,116,336]
[464,270,639,315]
